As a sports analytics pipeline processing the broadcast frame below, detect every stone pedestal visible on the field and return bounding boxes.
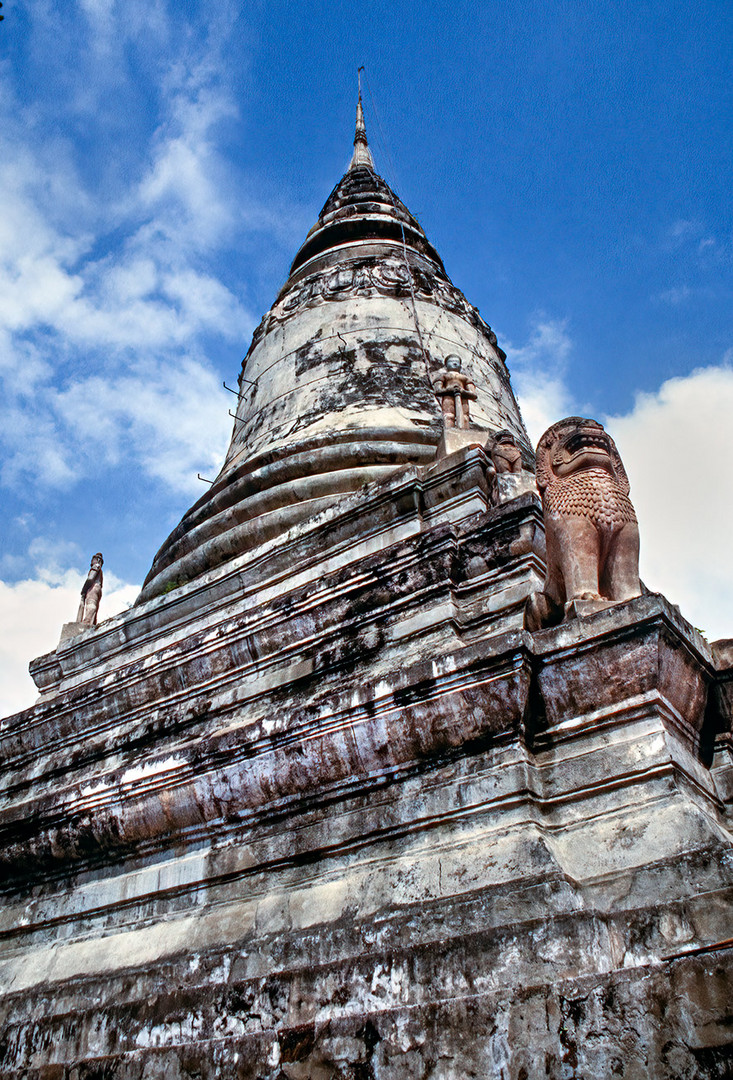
[563,595,616,619]
[495,468,538,503]
[435,426,491,459]
[57,620,88,645]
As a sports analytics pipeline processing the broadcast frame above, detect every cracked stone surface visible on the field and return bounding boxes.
[1,450,732,1078]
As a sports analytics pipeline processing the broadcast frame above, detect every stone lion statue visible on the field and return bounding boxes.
[524,417,641,630]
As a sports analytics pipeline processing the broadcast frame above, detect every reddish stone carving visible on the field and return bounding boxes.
[431,356,477,429]
[525,417,641,629]
[491,429,524,474]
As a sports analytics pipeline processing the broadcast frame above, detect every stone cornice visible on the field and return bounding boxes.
[0,592,724,887]
[25,449,512,695]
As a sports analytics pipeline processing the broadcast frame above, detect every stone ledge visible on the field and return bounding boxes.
[7,500,544,784]
[0,632,533,877]
[528,592,714,752]
[27,446,520,697]
[2,594,729,885]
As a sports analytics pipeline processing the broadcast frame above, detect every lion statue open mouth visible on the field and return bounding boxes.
[525,416,641,631]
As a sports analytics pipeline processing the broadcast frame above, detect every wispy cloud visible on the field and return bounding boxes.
[652,215,730,307]
[660,218,727,264]
[665,219,704,246]
[51,357,232,492]
[654,284,693,305]
[505,316,576,444]
[0,0,269,499]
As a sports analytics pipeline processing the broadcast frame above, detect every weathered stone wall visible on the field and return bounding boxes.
[1,451,732,1079]
[226,250,524,473]
[140,161,531,603]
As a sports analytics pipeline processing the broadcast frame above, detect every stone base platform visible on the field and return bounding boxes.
[0,450,731,1078]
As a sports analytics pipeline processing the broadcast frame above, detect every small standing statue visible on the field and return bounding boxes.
[431,355,477,430]
[525,417,641,630]
[77,553,104,627]
[491,429,525,474]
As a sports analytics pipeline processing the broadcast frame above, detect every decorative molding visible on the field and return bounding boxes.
[265,256,504,351]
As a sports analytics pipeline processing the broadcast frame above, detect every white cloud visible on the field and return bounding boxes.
[0,563,138,718]
[0,153,88,335]
[52,356,231,492]
[0,351,231,494]
[606,363,733,642]
[508,318,733,642]
[0,64,251,354]
[507,317,576,444]
[0,1,261,500]
[138,79,237,249]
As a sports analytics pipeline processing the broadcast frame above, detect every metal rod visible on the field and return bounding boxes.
[223,379,256,398]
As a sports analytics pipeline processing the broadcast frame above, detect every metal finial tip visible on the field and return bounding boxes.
[349,89,374,171]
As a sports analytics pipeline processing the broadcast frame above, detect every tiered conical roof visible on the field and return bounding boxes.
[289,96,442,277]
[289,164,444,276]
[139,99,530,602]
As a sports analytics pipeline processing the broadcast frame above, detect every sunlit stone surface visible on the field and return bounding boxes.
[1,106,731,1080]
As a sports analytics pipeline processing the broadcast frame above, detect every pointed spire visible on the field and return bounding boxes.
[348,76,375,171]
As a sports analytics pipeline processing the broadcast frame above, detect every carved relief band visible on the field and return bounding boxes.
[269,256,503,350]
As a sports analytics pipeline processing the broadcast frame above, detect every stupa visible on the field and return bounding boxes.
[139,95,531,604]
[0,99,731,1080]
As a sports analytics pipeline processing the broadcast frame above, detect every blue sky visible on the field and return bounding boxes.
[1,0,732,713]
